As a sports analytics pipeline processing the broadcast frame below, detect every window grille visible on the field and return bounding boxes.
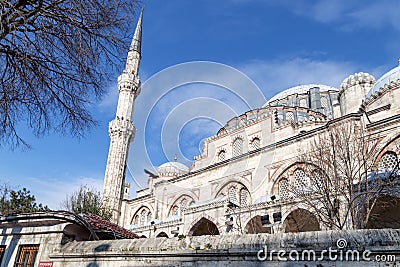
[379,151,398,171]
[140,210,147,226]
[232,138,243,157]
[286,112,294,122]
[172,206,179,216]
[0,245,5,265]
[180,199,187,212]
[279,178,290,199]
[228,187,238,204]
[240,189,249,206]
[294,169,309,190]
[311,170,323,189]
[218,150,226,161]
[14,245,39,267]
[252,138,260,150]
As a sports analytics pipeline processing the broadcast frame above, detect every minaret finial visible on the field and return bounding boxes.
[398,57,400,66]
[130,7,143,54]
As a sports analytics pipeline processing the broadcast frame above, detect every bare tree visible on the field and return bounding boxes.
[60,185,112,220]
[0,0,140,147]
[290,118,399,230]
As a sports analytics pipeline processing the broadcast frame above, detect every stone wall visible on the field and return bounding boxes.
[50,229,400,266]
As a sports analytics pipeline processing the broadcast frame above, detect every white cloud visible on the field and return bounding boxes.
[97,82,119,112]
[279,0,400,31]
[226,0,400,31]
[240,58,359,98]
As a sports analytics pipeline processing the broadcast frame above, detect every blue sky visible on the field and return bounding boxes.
[0,0,399,209]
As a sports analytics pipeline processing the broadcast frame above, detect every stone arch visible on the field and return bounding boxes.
[366,195,400,229]
[217,149,226,162]
[244,215,271,234]
[130,205,154,225]
[373,135,400,171]
[283,208,320,233]
[250,136,261,150]
[270,162,322,196]
[169,192,198,208]
[155,232,169,238]
[269,161,299,195]
[214,180,251,206]
[214,178,251,199]
[371,133,400,160]
[188,217,220,236]
[168,194,196,217]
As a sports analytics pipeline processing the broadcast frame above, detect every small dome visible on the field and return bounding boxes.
[264,84,338,106]
[340,72,375,93]
[365,66,400,99]
[156,161,189,177]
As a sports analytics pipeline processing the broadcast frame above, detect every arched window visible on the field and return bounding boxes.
[251,137,260,150]
[240,188,249,206]
[294,168,309,190]
[140,210,147,226]
[180,199,187,213]
[311,170,323,190]
[286,112,294,122]
[147,212,152,223]
[218,150,226,161]
[172,206,179,216]
[228,187,238,204]
[134,215,139,225]
[379,151,398,172]
[279,178,290,199]
[232,138,243,157]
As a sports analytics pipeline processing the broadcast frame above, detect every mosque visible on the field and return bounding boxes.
[102,10,400,238]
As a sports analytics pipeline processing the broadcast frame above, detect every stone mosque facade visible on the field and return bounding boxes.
[102,11,400,238]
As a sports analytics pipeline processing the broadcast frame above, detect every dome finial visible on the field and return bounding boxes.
[174,155,177,162]
[398,57,400,66]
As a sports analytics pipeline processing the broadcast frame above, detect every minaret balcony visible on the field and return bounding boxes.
[118,72,141,94]
[108,119,136,138]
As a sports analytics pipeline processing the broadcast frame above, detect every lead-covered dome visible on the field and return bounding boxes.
[365,66,400,100]
[156,161,189,177]
[264,84,338,106]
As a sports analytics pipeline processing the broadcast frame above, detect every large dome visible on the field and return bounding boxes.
[156,161,189,177]
[366,66,400,99]
[264,84,338,106]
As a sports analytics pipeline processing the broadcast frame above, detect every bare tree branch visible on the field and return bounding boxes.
[0,0,140,148]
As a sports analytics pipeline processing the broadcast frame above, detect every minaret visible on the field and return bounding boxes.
[102,9,143,224]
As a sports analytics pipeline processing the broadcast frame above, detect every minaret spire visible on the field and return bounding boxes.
[130,7,143,54]
[102,9,144,224]
[125,7,143,75]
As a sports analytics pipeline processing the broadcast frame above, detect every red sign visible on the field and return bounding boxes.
[39,262,53,267]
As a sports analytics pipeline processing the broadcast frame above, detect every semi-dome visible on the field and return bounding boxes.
[365,66,400,100]
[156,161,189,177]
[264,84,338,106]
